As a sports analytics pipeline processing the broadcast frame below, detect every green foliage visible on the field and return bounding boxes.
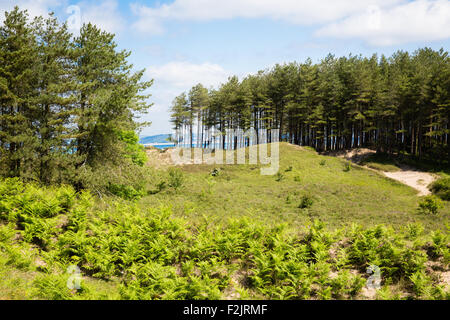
[0,7,152,189]
[375,286,402,300]
[430,230,450,265]
[430,177,450,201]
[0,180,449,300]
[22,216,58,248]
[107,184,146,201]
[299,195,314,209]
[117,130,148,167]
[210,168,221,177]
[418,195,443,215]
[359,154,401,172]
[409,271,432,297]
[56,186,77,211]
[168,168,185,191]
[343,162,352,172]
[76,161,151,201]
[33,274,76,300]
[172,48,450,164]
[275,172,285,182]
[330,270,366,299]
[0,223,15,244]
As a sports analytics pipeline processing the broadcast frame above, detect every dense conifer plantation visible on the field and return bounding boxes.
[171,49,449,162]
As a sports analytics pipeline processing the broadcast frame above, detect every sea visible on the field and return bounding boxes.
[144,143,176,150]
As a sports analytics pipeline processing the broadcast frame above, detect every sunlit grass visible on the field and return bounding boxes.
[140,143,450,231]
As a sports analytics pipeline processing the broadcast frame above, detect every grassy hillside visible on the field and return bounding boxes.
[141,143,450,231]
[0,143,448,300]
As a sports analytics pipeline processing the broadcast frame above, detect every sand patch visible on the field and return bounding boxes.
[383,169,436,196]
[325,148,437,196]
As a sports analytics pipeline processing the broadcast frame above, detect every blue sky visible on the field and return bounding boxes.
[1,0,449,136]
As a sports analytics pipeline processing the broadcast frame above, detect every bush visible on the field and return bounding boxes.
[107,184,146,201]
[418,195,443,215]
[343,162,352,172]
[76,161,150,200]
[430,177,450,201]
[117,130,148,167]
[299,195,314,209]
[210,168,220,177]
[168,168,184,191]
[275,172,284,182]
[56,186,77,211]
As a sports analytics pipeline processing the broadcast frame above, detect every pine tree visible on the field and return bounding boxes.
[73,23,152,184]
[170,92,189,146]
[0,7,39,179]
[172,49,449,163]
[31,13,77,185]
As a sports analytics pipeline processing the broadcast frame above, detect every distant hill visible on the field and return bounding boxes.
[139,134,172,144]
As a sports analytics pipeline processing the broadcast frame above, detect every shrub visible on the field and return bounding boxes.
[409,271,432,297]
[330,270,366,298]
[74,157,151,200]
[210,168,220,177]
[299,195,314,209]
[117,130,148,167]
[430,230,449,263]
[319,160,326,166]
[275,172,284,182]
[33,274,77,300]
[56,186,77,211]
[107,184,145,201]
[343,162,352,172]
[0,223,15,245]
[0,178,24,197]
[418,195,443,215]
[405,223,424,240]
[168,168,184,190]
[430,177,450,201]
[22,216,60,249]
[156,181,167,192]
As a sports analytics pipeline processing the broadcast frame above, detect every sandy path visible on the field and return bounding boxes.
[324,148,437,196]
[383,169,436,196]
[145,147,176,168]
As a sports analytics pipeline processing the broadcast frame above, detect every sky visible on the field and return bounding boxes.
[1,0,450,137]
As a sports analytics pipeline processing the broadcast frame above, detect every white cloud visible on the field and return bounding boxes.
[146,61,230,89]
[316,0,450,46]
[0,0,60,22]
[143,61,230,132]
[130,0,402,34]
[75,0,125,34]
[0,0,125,35]
[131,0,450,46]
